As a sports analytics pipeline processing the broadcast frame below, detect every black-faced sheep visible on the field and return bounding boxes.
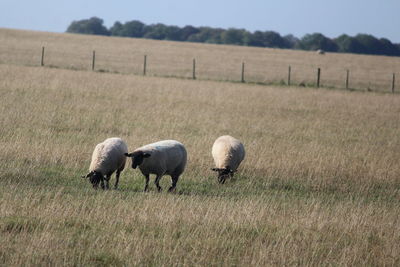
[82,137,128,189]
[211,135,245,184]
[125,140,187,192]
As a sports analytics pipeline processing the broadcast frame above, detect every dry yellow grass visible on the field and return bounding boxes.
[1,186,399,266]
[0,28,399,91]
[0,29,400,266]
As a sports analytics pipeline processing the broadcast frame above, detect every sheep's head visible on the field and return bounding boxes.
[82,171,104,189]
[124,151,151,169]
[211,167,235,184]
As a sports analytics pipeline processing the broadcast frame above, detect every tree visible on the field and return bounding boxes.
[379,38,400,56]
[143,23,168,40]
[221,28,249,45]
[187,27,225,44]
[248,31,266,47]
[335,34,400,56]
[354,34,383,55]
[283,34,299,49]
[66,17,400,57]
[110,20,145,38]
[248,31,285,48]
[179,25,200,41]
[335,34,364,53]
[297,33,338,52]
[109,21,123,36]
[164,25,182,41]
[66,17,110,36]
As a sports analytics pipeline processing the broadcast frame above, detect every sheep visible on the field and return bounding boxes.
[211,135,245,184]
[82,137,128,190]
[124,140,187,192]
[317,49,325,55]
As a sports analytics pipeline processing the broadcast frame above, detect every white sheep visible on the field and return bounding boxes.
[124,140,187,192]
[82,137,128,189]
[211,135,245,184]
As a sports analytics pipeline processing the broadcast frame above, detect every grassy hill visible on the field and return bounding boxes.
[0,29,399,266]
[0,28,399,92]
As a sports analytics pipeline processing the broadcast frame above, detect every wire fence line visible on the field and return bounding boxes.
[0,44,398,94]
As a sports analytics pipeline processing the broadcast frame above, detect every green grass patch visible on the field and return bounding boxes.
[0,216,44,234]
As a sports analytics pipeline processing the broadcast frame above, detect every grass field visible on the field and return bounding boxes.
[0,29,400,266]
[0,28,399,92]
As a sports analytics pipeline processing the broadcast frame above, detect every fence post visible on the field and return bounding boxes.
[92,50,96,71]
[143,55,147,76]
[392,73,396,93]
[346,69,350,90]
[317,68,321,88]
[288,66,291,86]
[241,62,245,83]
[192,58,196,80]
[41,46,45,66]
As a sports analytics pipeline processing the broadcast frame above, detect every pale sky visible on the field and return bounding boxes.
[1,0,400,42]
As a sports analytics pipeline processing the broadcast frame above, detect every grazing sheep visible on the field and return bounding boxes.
[125,140,187,192]
[211,135,245,184]
[317,49,325,55]
[82,137,128,190]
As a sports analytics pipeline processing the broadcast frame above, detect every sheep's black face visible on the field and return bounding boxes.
[211,168,234,184]
[217,169,232,184]
[89,171,103,189]
[82,171,104,189]
[132,156,144,169]
[124,151,151,169]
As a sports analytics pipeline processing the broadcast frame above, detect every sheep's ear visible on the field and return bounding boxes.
[124,153,132,157]
[211,168,218,172]
[143,153,151,158]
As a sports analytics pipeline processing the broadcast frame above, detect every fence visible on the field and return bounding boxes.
[1,43,398,94]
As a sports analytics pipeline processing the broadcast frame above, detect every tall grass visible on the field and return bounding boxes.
[0,32,399,265]
[1,185,398,266]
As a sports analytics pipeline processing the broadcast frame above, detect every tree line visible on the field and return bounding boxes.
[66,17,400,57]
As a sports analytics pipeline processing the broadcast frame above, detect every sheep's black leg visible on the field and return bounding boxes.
[104,175,111,190]
[229,172,235,181]
[100,177,105,189]
[155,174,162,192]
[114,169,121,189]
[144,174,150,192]
[168,175,179,192]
